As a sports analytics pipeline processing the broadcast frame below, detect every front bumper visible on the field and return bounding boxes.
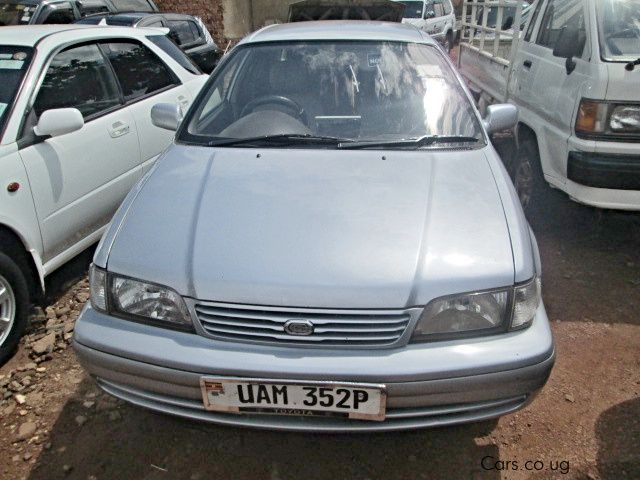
[73,305,554,432]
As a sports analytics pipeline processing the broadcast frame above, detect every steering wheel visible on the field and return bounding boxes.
[240,95,308,126]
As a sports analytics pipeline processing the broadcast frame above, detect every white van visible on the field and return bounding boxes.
[459,0,640,211]
[396,0,457,51]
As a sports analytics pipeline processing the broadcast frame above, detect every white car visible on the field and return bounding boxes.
[396,0,456,52]
[0,25,207,362]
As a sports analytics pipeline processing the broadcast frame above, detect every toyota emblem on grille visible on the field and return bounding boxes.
[284,319,314,336]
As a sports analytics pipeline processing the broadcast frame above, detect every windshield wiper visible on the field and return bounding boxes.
[338,135,481,150]
[625,58,640,71]
[207,134,352,147]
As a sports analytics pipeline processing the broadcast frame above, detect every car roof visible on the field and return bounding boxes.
[240,20,434,46]
[0,25,165,47]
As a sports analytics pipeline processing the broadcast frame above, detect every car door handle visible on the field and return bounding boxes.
[108,121,130,138]
[523,60,533,69]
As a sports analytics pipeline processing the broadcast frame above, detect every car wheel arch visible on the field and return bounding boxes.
[0,225,43,301]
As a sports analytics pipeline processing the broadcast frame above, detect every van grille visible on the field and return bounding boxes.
[193,303,415,347]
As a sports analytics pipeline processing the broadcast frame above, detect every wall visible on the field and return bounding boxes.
[154,0,226,44]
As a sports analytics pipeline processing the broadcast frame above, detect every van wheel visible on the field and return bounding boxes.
[513,134,545,212]
[0,252,30,364]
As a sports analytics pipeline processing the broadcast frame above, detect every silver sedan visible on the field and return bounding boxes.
[74,20,554,431]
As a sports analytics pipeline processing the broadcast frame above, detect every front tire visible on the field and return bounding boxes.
[0,252,30,364]
[512,134,545,212]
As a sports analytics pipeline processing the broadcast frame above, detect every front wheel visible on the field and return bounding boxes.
[0,252,30,364]
[512,135,546,212]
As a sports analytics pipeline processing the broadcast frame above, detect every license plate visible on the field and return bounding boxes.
[200,377,387,421]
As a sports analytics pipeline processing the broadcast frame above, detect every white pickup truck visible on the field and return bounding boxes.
[458,0,640,211]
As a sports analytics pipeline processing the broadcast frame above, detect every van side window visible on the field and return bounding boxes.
[33,44,121,118]
[536,0,585,54]
[524,0,544,42]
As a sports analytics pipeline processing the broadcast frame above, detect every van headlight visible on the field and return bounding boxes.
[411,278,541,342]
[576,100,640,137]
[89,265,192,329]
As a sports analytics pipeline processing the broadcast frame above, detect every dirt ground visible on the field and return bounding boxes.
[0,142,639,480]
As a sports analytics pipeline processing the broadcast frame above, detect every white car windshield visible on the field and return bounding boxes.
[598,0,640,61]
[182,41,483,148]
[0,46,33,136]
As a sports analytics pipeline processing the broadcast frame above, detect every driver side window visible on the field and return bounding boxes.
[33,44,121,118]
[536,0,586,54]
[424,1,435,19]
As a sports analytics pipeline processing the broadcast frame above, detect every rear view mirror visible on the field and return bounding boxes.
[33,108,84,137]
[151,103,183,131]
[483,104,518,135]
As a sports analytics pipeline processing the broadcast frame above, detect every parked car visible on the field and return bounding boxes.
[458,0,640,211]
[395,0,457,52]
[288,0,405,22]
[75,13,221,74]
[74,20,554,431]
[0,0,158,26]
[0,25,208,362]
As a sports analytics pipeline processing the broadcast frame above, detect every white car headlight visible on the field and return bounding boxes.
[89,265,192,329]
[411,278,541,342]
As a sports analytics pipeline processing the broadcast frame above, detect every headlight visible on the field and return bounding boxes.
[609,106,640,133]
[411,278,541,342]
[88,265,192,329]
[576,99,640,137]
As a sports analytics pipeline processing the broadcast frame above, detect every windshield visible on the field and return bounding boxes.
[400,1,423,19]
[181,41,483,149]
[0,46,33,136]
[0,2,36,25]
[597,0,640,61]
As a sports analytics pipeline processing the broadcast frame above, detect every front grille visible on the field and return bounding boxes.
[193,302,416,347]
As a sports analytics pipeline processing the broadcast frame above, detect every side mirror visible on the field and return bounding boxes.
[33,108,84,137]
[552,24,585,74]
[151,103,183,131]
[424,10,435,19]
[483,104,518,135]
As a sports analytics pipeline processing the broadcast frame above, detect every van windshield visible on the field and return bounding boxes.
[597,0,640,61]
[0,2,36,25]
[0,46,33,137]
[181,41,483,149]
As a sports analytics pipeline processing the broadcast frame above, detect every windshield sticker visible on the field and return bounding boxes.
[367,53,382,68]
[0,59,25,70]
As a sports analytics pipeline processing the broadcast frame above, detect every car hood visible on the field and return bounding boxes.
[604,62,640,101]
[106,145,515,309]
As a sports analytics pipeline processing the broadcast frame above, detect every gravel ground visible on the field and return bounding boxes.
[0,142,638,480]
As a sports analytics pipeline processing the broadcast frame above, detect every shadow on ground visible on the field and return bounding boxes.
[28,377,500,480]
[596,398,640,480]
